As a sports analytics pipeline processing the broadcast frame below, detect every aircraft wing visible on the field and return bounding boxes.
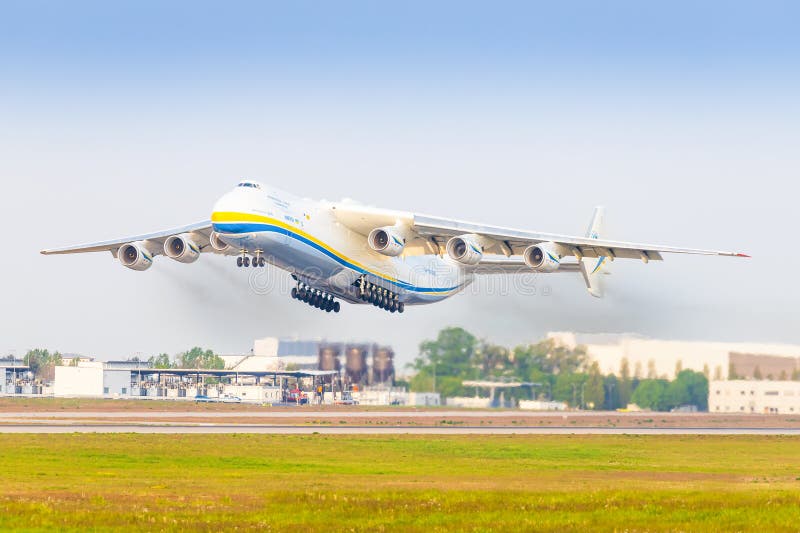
[411,214,747,260]
[331,203,748,261]
[40,220,219,257]
[474,256,581,274]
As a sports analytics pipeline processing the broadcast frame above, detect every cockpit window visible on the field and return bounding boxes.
[237,181,261,189]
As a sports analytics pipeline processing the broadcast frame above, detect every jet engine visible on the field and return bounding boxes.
[523,242,563,272]
[446,235,483,265]
[368,227,405,257]
[164,234,200,263]
[118,242,153,271]
[209,231,232,253]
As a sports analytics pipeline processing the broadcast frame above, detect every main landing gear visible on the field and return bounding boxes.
[236,250,266,268]
[355,277,404,313]
[291,281,341,313]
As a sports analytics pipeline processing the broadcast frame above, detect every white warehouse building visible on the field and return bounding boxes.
[709,380,800,414]
[54,363,131,397]
[548,332,800,380]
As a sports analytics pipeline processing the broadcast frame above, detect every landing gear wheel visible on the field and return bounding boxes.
[237,257,243,267]
[252,258,259,268]
[397,302,404,314]
[259,257,266,267]
[291,287,298,299]
[333,302,340,313]
[243,257,250,267]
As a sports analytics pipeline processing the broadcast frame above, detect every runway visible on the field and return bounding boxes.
[1,424,799,435]
[1,409,799,434]
[0,410,714,419]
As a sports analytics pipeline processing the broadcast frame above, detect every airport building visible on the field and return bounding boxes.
[222,337,397,387]
[709,380,800,414]
[548,332,800,381]
[3,337,441,406]
[0,358,35,395]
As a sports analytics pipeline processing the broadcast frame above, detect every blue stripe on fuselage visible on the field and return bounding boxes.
[213,222,460,294]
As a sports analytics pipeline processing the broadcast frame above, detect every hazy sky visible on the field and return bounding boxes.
[1,1,798,366]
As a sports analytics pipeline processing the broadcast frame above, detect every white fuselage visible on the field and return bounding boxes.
[210,183,473,305]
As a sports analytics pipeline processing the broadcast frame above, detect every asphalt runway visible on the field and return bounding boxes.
[1,424,799,435]
[0,410,788,418]
[0,410,676,419]
[2,410,798,434]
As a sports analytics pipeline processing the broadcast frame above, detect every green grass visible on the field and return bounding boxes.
[0,434,799,531]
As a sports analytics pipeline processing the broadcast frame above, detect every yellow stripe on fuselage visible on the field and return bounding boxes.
[211,211,421,288]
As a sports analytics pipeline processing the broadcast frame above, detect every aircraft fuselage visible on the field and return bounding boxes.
[210,182,472,306]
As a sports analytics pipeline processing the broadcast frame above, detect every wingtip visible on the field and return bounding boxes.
[735,253,751,258]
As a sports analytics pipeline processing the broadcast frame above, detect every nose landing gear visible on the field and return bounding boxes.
[236,250,266,268]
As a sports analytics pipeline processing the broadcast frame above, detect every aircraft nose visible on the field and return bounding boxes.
[211,188,248,228]
[212,190,237,215]
[212,181,265,226]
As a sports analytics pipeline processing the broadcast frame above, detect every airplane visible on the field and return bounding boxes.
[41,180,748,314]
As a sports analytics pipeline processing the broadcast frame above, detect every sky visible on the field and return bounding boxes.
[1,1,799,366]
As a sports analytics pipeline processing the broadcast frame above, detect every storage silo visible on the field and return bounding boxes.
[318,343,341,372]
[371,345,395,384]
[344,344,368,384]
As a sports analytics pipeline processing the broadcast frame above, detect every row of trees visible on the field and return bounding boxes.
[408,328,708,411]
[148,347,225,370]
[2,347,225,380]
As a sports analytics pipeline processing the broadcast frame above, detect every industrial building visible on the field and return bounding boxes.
[222,337,398,388]
[709,380,800,414]
[0,358,36,395]
[548,332,800,380]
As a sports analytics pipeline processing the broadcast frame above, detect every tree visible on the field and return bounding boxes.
[753,365,763,380]
[634,361,643,380]
[674,359,683,378]
[475,342,511,377]
[728,362,739,380]
[23,349,62,379]
[176,347,224,369]
[603,374,621,410]
[583,362,605,409]
[664,370,708,411]
[647,359,657,379]
[714,365,723,381]
[618,358,632,407]
[630,379,669,411]
[149,353,173,369]
[409,327,479,397]
[552,372,587,407]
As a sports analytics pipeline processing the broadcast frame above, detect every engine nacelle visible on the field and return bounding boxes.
[523,242,562,272]
[368,227,405,256]
[164,234,200,263]
[118,241,153,271]
[209,231,232,254]
[446,235,483,265]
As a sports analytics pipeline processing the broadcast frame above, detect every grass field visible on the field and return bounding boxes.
[1,434,799,532]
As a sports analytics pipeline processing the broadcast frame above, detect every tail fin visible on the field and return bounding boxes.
[579,207,608,298]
